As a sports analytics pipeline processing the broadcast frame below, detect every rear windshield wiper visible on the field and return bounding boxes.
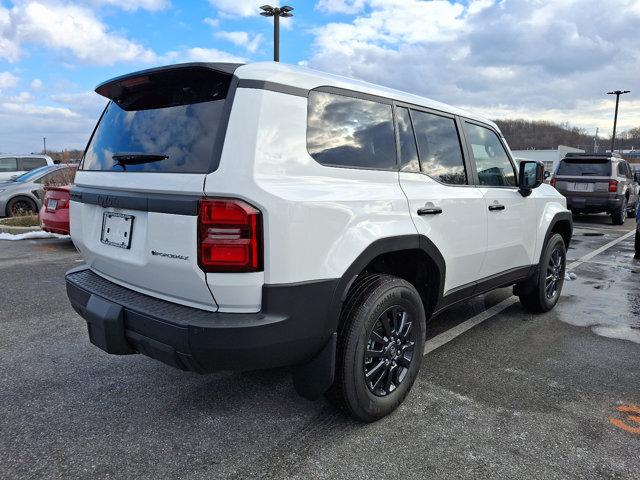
[112,152,169,169]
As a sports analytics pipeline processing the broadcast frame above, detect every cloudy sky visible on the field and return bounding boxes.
[1,0,639,153]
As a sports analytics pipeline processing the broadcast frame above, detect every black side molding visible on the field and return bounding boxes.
[69,186,201,216]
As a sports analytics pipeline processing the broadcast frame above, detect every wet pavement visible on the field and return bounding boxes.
[1,214,639,479]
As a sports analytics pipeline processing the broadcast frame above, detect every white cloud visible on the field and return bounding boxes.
[215,31,263,53]
[208,0,264,18]
[163,47,246,63]
[0,1,157,65]
[0,71,19,91]
[30,78,43,90]
[93,0,170,11]
[308,0,640,135]
[6,91,34,103]
[316,0,366,14]
[203,16,220,28]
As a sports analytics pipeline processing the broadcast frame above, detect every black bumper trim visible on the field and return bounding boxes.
[66,268,337,373]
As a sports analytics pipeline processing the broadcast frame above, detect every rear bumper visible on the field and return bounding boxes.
[566,194,623,213]
[66,266,337,373]
[39,207,70,234]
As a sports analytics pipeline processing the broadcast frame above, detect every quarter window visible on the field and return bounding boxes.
[307,91,396,170]
[465,123,516,187]
[411,110,467,185]
[396,107,419,172]
[0,157,17,172]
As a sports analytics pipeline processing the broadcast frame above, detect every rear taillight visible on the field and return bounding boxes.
[550,177,557,188]
[198,198,263,273]
[608,180,618,193]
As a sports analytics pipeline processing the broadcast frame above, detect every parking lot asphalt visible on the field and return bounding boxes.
[1,215,639,480]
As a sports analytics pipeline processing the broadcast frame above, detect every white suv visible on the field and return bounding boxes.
[66,62,572,421]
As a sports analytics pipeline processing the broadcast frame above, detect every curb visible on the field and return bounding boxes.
[0,225,41,234]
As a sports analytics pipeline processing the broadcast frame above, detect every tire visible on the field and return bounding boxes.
[518,233,566,313]
[612,198,626,225]
[326,274,426,422]
[6,196,37,217]
[627,204,636,219]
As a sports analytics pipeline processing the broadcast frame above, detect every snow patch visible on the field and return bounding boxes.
[0,231,70,241]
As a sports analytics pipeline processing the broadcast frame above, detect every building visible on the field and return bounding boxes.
[511,145,585,173]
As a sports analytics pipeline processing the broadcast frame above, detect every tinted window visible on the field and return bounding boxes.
[0,157,17,172]
[82,67,232,173]
[411,110,466,185]
[307,91,396,170]
[396,107,419,172]
[20,157,47,170]
[465,123,516,187]
[557,159,611,176]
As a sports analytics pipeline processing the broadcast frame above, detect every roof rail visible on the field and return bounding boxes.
[564,152,622,159]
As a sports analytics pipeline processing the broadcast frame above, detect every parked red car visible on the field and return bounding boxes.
[39,185,72,235]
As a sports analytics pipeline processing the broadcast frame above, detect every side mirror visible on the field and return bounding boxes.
[518,160,544,197]
[634,172,640,183]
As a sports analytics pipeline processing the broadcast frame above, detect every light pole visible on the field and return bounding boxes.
[43,137,47,155]
[259,5,294,62]
[607,90,630,153]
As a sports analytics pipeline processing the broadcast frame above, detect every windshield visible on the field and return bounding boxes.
[13,165,54,182]
[82,66,232,173]
[557,159,611,176]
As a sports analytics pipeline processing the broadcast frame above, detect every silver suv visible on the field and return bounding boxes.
[553,153,639,225]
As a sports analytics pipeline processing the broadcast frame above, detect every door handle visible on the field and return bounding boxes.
[417,207,443,215]
[488,203,505,211]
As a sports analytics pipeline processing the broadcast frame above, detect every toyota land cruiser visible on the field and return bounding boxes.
[552,153,639,224]
[65,62,572,421]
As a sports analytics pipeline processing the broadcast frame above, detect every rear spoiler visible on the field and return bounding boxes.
[95,62,243,100]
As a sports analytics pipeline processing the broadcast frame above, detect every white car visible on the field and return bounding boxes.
[0,154,54,181]
[65,62,572,421]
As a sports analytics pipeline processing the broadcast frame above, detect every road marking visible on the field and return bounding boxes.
[424,228,636,355]
[610,404,640,435]
[566,229,636,270]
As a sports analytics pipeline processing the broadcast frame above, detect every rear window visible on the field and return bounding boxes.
[557,159,611,176]
[82,67,233,173]
[307,91,396,170]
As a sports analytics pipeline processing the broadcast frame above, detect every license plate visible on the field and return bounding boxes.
[46,199,58,211]
[570,182,593,192]
[101,212,134,249]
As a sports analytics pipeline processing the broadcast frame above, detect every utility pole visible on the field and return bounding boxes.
[43,137,47,155]
[594,127,599,153]
[607,90,630,153]
[259,5,294,62]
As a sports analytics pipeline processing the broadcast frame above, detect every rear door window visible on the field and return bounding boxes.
[411,110,467,185]
[19,157,47,171]
[307,91,396,170]
[557,160,611,176]
[0,157,17,172]
[82,67,233,173]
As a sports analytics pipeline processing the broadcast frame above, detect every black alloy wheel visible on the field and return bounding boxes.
[364,305,415,396]
[545,248,564,300]
[8,198,37,217]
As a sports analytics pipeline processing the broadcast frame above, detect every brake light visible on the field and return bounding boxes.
[608,180,618,193]
[550,177,557,188]
[198,198,262,273]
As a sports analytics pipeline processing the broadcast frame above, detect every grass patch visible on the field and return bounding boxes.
[0,215,39,227]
